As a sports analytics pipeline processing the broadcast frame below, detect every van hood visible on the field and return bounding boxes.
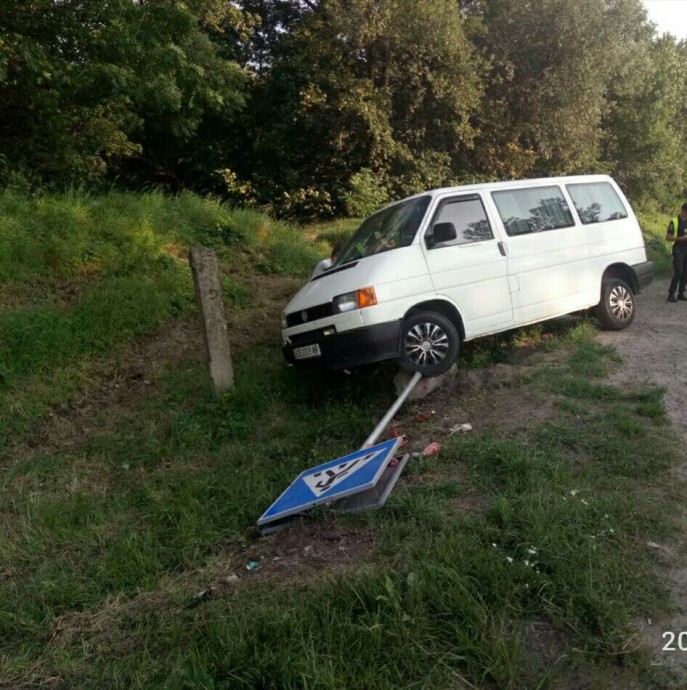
[284,247,424,314]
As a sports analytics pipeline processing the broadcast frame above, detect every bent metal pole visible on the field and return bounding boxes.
[361,371,423,449]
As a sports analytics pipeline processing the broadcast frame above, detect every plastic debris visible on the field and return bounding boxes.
[225,574,240,584]
[388,430,408,447]
[246,561,260,571]
[184,586,215,609]
[422,442,441,457]
[647,541,673,555]
[449,423,473,434]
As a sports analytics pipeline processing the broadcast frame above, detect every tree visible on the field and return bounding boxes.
[464,0,654,180]
[602,35,687,206]
[0,0,246,188]
[231,0,484,217]
[233,0,316,72]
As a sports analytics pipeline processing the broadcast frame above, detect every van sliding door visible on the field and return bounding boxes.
[489,185,592,324]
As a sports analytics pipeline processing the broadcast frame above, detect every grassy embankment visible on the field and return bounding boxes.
[0,190,681,688]
[637,207,673,275]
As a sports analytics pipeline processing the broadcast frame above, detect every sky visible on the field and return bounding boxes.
[643,0,687,41]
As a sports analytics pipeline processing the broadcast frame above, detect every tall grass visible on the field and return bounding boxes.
[0,189,320,451]
[636,206,673,275]
[0,189,320,291]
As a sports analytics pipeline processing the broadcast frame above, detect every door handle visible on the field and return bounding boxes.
[498,241,507,257]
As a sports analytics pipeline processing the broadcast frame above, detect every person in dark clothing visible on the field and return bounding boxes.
[666,203,687,302]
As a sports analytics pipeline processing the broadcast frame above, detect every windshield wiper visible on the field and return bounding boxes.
[311,260,359,281]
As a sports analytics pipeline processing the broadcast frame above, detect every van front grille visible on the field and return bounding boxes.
[286,302,334,328]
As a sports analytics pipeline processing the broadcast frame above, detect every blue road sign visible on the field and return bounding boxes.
[257,437,402,528]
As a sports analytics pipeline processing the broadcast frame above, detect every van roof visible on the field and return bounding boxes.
[389,174,618,206]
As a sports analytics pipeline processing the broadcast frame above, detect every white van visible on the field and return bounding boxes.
[281,175,653,377]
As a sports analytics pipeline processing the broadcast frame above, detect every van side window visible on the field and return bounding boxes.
[565,182,629,224]
[428,196,494,247]
[492,186,574,236]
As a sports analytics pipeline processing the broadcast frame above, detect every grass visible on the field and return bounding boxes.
[0,189,317,451]
[0,192,683,688]
[636,206,674,275]
[3,328,677,688]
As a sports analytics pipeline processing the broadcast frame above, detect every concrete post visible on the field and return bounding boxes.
[189,247,234,396]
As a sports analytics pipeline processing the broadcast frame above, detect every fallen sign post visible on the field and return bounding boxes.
[257,371,422,534]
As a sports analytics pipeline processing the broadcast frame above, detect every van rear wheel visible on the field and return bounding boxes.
[398,312,459,377]
[597,278,635,330]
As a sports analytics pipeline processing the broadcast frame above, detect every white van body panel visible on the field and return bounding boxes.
[282,246,434,338]
[420,192,514,339]
[281,174,652,370]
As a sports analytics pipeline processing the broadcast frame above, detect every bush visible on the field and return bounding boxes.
[636,205,673,276]
[342,168,389,217]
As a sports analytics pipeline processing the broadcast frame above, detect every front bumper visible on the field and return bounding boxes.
[632,261,653,290]
[282,321,401,370]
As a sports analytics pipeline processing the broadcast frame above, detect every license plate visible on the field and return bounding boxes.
[293,343,322,360]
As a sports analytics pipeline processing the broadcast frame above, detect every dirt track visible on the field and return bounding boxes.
[597,276,687,684]
[597,277,687,442]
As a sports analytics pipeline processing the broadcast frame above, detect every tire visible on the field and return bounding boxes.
[596,278,635,330]
[398,311,460,377]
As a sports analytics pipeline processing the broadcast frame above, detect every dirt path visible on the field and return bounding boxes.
[597,276,687,685]
[597,277,687,441]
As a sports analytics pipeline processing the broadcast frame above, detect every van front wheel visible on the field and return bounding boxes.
[597,278,635,330]
[398,312,459,377]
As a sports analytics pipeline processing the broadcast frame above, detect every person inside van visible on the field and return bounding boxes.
[666,203,687,302]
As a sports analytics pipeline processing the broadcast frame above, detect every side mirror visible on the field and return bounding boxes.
[427,222,457,247]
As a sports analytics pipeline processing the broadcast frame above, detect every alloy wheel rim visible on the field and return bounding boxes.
[404,322,450,368]
[609,285,633,320]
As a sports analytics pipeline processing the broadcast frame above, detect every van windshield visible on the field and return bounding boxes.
[334,195,431,266]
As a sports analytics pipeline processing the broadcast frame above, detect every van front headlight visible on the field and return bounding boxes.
[333,287,377,313]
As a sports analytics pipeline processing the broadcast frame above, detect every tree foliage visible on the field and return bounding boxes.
[465,0,651,178]
[1,0,686,216]
[602,36,687,207]
[233,0,483,217]
[0,0,245,187]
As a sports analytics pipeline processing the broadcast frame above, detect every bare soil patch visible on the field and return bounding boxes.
[233,519,378,588]
[597,277,687,441]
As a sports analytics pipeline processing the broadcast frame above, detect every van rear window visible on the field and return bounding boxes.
[491,186,574,236]
[565,182,628,224]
